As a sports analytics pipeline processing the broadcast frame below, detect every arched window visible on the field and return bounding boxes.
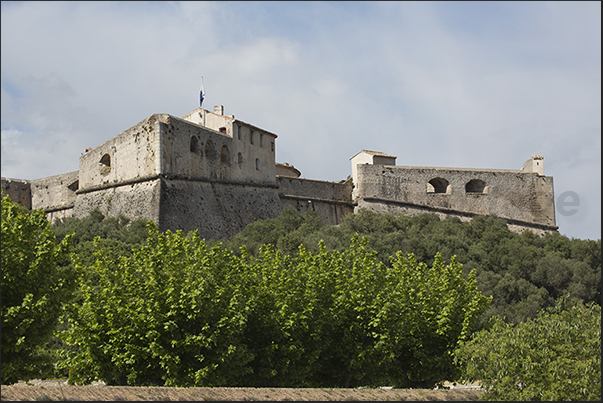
[67,180,79,192]
[255,158,260,171]
[220,145,230,165]
[466,179,487,194]
[427,177,449,194]
[205,140,217,160]
[100,154,111,175]
[237,152,243,165]
[190,136,200,153]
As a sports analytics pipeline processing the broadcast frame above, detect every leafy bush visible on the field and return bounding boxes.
[453,296,601,401]
[58,224,490,387]
[1,194,76,384]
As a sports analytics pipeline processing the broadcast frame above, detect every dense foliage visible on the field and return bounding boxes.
[222,207,601,324]
[58,224,490,387]
[2,202,599,391]
[454,296,601,401]
[1,195,76,384]
[52,208,148,266]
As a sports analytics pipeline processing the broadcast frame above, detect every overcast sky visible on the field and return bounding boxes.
[1,1,600,240]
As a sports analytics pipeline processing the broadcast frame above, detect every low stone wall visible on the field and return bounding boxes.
[1,177,31,209]
[31,171,79,213]
[280,194,355,226]
[277,176,353,202]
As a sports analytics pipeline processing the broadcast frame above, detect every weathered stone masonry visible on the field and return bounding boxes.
[2,105,557,239]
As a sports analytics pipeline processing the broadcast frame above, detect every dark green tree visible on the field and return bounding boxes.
[1,194,76,384]
[52,209,148,266]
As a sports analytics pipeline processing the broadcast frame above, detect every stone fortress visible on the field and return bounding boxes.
[1,104,558,239]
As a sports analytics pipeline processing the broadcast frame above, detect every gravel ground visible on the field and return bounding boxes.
[1,379,484,401]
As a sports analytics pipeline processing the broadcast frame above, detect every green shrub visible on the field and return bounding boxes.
[454,296,601,401]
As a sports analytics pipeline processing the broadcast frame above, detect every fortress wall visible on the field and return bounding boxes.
[277,177,353,202]
[1,177,32,209]
[74,179,161,223]
[355,165,556,227]
[30,171,79,211]
[356,198,556,235]
[533,175,556,225]
[78,115,162,190]
[277,177,355,225]
[46,208,75,223]
[158,178,282,240]
[356,199,473,223]
[161,116,277,185]
[280,196,355,226]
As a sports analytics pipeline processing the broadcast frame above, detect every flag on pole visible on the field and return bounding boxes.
[200,77,205,108]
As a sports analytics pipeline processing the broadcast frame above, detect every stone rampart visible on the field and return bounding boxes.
[74,178,161,223]
[29,171,80,222]
[277,176,353,202]
[355,164,556,228]
[357,197,557,235]
[277,176,355,225]
[78,114,163,190]
[159,178,282,240]
[30,171,79,211]
[1,177,32,210]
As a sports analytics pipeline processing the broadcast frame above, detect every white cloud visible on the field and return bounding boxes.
[1,1,600,239]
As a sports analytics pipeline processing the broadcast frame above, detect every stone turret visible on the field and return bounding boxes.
[521,155,545,176]
[350,150,397,200]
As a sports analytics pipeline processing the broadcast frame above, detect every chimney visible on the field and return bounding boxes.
[214,105,224,115]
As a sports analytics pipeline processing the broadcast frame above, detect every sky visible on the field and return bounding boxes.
[1,1,600,240]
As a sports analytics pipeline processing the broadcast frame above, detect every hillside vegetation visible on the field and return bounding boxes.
[221,207,600,325]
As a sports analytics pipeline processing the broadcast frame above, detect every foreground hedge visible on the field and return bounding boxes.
[58,224,490,387]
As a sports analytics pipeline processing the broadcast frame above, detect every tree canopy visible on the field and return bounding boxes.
[1,194,76,384]
[58,225,490,387]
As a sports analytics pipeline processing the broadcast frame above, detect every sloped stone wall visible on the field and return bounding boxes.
[158,178,282,240]
[74,179,161,224]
